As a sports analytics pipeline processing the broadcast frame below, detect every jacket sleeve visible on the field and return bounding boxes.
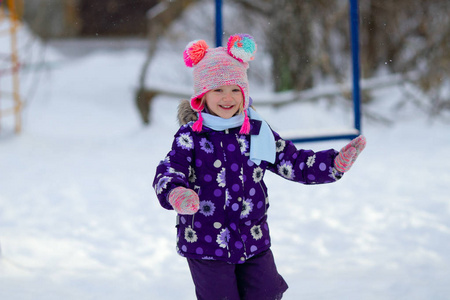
[266,130,343,184]
[153,125,195,210]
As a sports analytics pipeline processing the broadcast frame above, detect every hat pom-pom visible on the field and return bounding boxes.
[227,34,257,63]
[184,40,209,67]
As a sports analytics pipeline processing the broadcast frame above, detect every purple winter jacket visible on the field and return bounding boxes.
[153,119,343,264]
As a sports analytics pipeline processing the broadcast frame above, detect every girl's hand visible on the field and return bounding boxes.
[334,135,366,173]
[168,187,200,215]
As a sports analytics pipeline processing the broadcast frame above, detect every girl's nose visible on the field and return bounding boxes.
[223,92,233,100]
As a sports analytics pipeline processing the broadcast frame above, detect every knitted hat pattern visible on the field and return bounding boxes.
[183,34,257,134]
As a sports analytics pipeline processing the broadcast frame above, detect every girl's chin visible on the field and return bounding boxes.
[220,112,238,118]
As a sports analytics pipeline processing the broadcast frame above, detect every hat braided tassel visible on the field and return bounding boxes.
[239,110,250,134]
[192,111,203,132]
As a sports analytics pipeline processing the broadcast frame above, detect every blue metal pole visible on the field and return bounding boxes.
[349,0,361,133]
[215,0,223,47]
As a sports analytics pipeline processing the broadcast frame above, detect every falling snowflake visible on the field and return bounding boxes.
[217,168,226,187]
[176,133,194,150]
[275,139,286,153]
[185,226,198,243]
[278,160,294,180]
[200,138,214,154]
[155,176,172,194]
[216,228,230,248]
[240,198,254,219]
[306,154,316,168]
[237,136,249,154]
[199,200,216,217]
[250,225,263,240]
[252,167,263,183]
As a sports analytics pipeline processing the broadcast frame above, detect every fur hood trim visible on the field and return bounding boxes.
[177,99,198,126]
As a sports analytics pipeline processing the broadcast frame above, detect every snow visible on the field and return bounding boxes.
[1,35,450,300]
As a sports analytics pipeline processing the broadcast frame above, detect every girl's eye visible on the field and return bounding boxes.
[233,89,240,92]
[214,89,222,92]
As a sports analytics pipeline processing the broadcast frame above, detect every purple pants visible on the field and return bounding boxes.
[187,249,288,300]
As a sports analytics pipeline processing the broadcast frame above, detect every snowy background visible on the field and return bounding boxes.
[1,21,450,300]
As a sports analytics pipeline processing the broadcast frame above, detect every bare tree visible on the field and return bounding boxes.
[135,0,197,124]
[358,0,450,114]
[233,0,450,116]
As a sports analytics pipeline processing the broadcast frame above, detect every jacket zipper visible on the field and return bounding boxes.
[259,181,269,215]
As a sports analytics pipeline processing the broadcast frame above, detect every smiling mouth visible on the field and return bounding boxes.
[220,105,234,109]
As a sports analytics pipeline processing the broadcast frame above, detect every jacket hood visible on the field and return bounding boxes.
[177,99,198,126]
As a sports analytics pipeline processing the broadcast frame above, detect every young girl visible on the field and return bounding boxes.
[153,34,366,300]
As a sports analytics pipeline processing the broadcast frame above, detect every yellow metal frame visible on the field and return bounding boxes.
[0,0,23,134]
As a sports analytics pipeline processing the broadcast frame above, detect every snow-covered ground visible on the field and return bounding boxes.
[1,32,450,300]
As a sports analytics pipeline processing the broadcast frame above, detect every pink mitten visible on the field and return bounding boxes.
[168,187,199,215]
[334,135,366,173]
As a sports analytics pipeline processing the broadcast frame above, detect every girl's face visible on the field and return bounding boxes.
[204,85,244,119]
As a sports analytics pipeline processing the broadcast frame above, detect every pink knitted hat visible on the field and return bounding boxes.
[183,34,257,134]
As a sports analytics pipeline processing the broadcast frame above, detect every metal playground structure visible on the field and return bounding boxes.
[0,0,23,134]
[214,0,362,143]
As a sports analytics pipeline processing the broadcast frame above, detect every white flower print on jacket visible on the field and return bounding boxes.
[217,167,226,187]
[177,132,194,150]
